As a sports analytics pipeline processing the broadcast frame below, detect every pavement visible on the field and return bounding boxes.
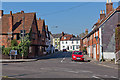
[84,55,119,70]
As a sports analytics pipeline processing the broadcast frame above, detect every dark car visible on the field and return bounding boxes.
[55,49,58,52]
[63,49,67,52]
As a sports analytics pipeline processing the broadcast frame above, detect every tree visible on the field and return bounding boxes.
[18,34,31,59]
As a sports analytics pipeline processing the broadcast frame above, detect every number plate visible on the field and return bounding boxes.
[76,58,80,59]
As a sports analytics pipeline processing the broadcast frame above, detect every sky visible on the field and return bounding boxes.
[2,2,119,35]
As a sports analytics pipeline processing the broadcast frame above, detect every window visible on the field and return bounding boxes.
[63,46,65,48]
[32,33,35,40]
[66,41,67,44]
[55,42,57,45]
[71,46,72,49]
[76,41,78,44]
[72,41,73,44]
[62,41,64,44]
[20,30,26,37]
[76,45,79,49]
[64,37,66,39]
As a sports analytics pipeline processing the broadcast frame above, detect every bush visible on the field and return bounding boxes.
[2,47,11,55]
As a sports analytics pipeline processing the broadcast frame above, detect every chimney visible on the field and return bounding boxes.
[8,15,13,32]
[85,29,88,36]
[106,0,113,16]
[62,32,64,36]
[39,18,41,20]
[10,11,12,15]
[21,11,24,14]
[0,10,3,17]
[45,25,48,31]
[100,10,106,20]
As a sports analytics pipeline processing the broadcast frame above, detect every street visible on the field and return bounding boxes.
[2,52,118,79]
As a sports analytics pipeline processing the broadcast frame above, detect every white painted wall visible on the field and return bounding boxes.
[103,52,115,59]
[60,40,80,51]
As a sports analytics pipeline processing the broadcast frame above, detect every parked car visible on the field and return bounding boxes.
[63,49,67,52]
[72,51,84,61]
[55,49,58,52]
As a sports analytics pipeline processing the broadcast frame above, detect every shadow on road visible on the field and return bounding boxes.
[39,51,72,60]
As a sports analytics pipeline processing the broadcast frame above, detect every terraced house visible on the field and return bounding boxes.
[0,10,49,58]
[80,0,120,61]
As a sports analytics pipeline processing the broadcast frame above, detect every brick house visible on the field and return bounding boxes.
[0,10,46,58]
[80,0,120,61]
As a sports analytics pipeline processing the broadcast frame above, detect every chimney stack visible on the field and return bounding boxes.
[21,11,24,14]
[100,10,106,20]
[85,29,88,36]
[10,11,12,15]
[106,0,113,16]
[62,32,64,36]
[0,10,3,17]
[9,15,13,32]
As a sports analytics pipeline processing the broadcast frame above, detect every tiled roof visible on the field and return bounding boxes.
[82,6,120,39]
[37,18,45,34]
[2,12,36,34]
[52,33,62,38]
[61,34,74,41]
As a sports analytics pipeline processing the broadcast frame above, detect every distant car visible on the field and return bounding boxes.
[63,49,67,52]
[72,51,84,61]
[55,49,58,52]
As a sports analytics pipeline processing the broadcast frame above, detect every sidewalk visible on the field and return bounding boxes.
[84,55,119,70]
[0,53,54,63]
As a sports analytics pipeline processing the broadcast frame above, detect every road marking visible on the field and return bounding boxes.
[97,64,118,69]
[61,58,65,62]
[111,76,118,78]
[66,70,79,74]
[92,76,100,79]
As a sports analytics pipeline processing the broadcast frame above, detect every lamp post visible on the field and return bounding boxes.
[95,36,104,62]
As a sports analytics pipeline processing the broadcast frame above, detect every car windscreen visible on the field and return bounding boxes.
[73,52,82,55]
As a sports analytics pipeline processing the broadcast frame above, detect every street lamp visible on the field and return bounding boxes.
[95,36,104,62]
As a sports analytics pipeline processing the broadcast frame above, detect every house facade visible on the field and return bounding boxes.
[60,37,81,51]
[0,10,49,58]
[52,33,62,50]
[80,0,120,61]
[60,32,76,51]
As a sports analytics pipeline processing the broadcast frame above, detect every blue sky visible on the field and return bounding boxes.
[2,2,118,35]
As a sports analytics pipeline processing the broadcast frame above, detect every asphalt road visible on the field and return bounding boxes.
[2,51,119,79]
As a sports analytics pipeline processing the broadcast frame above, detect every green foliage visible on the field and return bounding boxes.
[82,47,87,52]
[2,47,11,55]
[18,34,31,58]
[11,39,18,47]
[2,34,31,58]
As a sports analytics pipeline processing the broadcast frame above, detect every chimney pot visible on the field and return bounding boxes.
[103,10,105,14]
[21,11,24,13]
[62,32,64,36]
[107,0,109,3]
[100,10,102,14]
[10,11,12,15]
[39,18,41,20]
[0,10,3,17]
[110,0,112,3]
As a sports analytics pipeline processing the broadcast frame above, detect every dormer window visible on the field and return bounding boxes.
[64,37,66,39]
